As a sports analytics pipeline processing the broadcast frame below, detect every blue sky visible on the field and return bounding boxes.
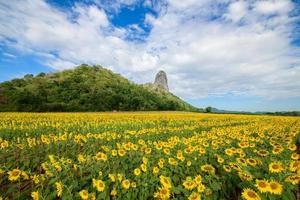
[0,0,300,112]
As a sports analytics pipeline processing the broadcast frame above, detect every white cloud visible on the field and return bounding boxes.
[168,0,204,9]
[75,5,109,28]
[254,0,293,15]
[144,13,156,26]
[91,0,140,13]
[225,1,248,22]
[0,0,299,101]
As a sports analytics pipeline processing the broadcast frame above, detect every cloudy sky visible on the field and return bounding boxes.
[0,0,300,112]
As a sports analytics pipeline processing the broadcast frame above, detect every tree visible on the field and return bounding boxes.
[205,106,212,113]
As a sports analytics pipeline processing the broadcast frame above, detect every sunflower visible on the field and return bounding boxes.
[257,150,269,157]
[154,187,170,199]
[118,149,126,157]
[225,149,233,156]
[239,141,249,148]
[289,161,300,172]
[111,149,117,156]
[194,175,202,185]
[95,152,107,161]
[158,160,164,168]
[163,148,170,155]
[55,182,63,197]
[90,193,96,200]
[223,165,231,172]
[236,158,247,166]
[141,164,147,172]
[121,179,130,189]
[288,144,297,151]
[200,164,215,174]
[249,143,256,148]
[31,175,40,184]
[203,142,209,147]
[31,191,39,200]
[77,154,86,163]
[145,147,152,154]
[115,174,122,182]
[79,190,89,200]
[159,176,172,189]
[238,171,253,181]
[109,174,116,182]
[131,182,137,188]
[7,169,21,181]
[152,167,159,174]
[134,168,141,176]
[247,158,257,166]
[188,192,201,200]
[98,171,103,177]
[199,148,206,154]
[237,149,243,154]
[21,171,29,180]
[291,153,299,160]
[168,158,178,166]
[110,189,117,196]
[285,175,300,185]
[229,162,241,171]
[269,162,284,173]
[217,156,224,164]
[142,157,148,164]
[272,147,283,155]
[92,179,105,192]
[176,151,184,161]
[255,179,269,193]
[185,147,192,154]
[241,188,261,200]
[124,143,131,150]
[197,184,205,193]
[155,143,163,150]
[183,177,196,190]
[240,152,246,158]
[268,180,283,195]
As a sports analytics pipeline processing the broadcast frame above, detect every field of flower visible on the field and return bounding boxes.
[0,112,299,200]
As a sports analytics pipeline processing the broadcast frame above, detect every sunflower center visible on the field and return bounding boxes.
[270,183,278,190]
[12,171,20,176]
[247,191,257,198]
[161,189,167,195]
[258,182,267,188]
[272,164,279,169]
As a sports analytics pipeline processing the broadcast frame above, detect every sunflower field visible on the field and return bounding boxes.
[0,112,299,200]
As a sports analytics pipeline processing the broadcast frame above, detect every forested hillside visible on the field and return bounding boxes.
[0,65,200,112]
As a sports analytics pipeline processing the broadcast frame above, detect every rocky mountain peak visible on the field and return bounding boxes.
[154,70,169,91]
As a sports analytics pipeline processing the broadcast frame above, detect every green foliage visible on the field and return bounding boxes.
[205,106,212,113]
[0,65,201,112]
[265,111,300,116]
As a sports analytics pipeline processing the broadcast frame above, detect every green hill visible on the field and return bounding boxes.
[0,64,201,112]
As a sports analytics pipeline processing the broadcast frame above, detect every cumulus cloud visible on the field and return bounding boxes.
[0,0,299,101]
[225,1,248,22]
[254,0,293,15]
